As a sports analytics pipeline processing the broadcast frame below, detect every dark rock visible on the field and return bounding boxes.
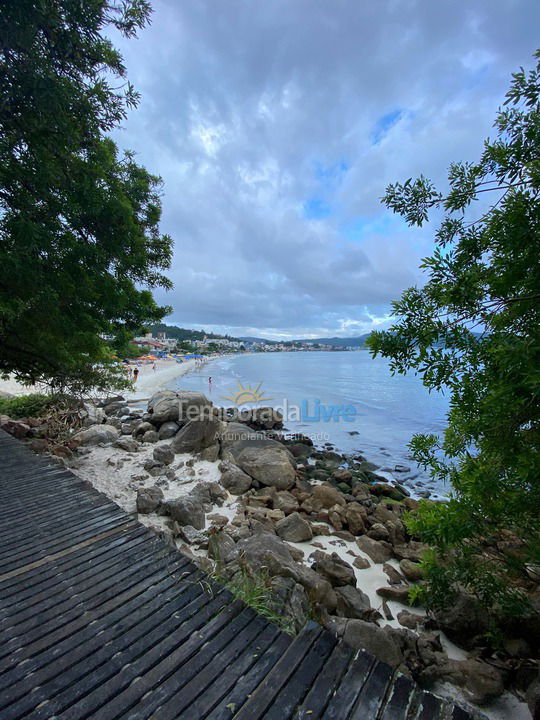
[153,444,174,465]
[311,550,356,587]
[132,421,154,439]
[166,497,205,529]
[376,585,410,604]
[328,618,404,668]
[399,559,424,581]
[344,502,366,535]
[114,437,139,452]
[397,610,422,629]
[178,525,208,546]
[200,443,220,461]
[147,390,212,424]
[433,593,490,648]
[208,531,238,564]
[273,490,299,515]
[335,585,373,620]
[142,430,159,443]
[72,424,119,446]
[383,563,406,585]
[353,555,371,570]
[220,461,253,495]
[171,417,221,454]
[136,486,164,514]
[422,659,504,705]
[158,421,179,440]
[312,484,347,508]
[367,522,390,542]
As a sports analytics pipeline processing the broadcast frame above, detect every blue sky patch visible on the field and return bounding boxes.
[371,109,404,144]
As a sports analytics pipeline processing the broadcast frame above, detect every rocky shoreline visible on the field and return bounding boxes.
[2,390,538,720]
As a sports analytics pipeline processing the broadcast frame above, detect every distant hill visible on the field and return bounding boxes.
[294,335,370,347]
[148,323,231,342]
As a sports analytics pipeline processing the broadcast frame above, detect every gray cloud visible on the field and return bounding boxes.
[109,0,538,338]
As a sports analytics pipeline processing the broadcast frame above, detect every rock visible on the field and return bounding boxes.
[383,563,406,585]
[235,533,336,610]
[367,523,390,542]
[235,445,296,490]
[171,418,221,454]
[333,469,352,482]
[399,559,424,582]
[328,618,404,668]
[166,498,205,530]
[142,430,159,443]
[113,437,139,452]
[72,424,119,446]
[376,585,410,604]
[311,551,356,587]
[273,491,299,515]
[82,403,105,427]
[208,531,238,564]
[29,438,48,453]
[268,576,309,633]
[335,585,373,620]
[356,535,393,564]
[207,513,229,528]
[136,487,164,514]
[312,484,347,508]
[178,525,207,546]
[132,421,154,439]
[275,512,313,542]
[200,443,220,462]
[433,593,489,648]
[158,421,179,440]
[422,659,504,705]
[147,390,212,424]
[397,610,422,629]
[220,463,253,495]
[353,556,370,570]
[51,444,72,459]
[393,542,429,563]
[526,673,540,720]
[239,406,283,430]
[344,503,366,535]
[153,444,174,465]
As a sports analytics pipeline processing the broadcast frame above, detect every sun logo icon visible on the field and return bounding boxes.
[221,380,272,406]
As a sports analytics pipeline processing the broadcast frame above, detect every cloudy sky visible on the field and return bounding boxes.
[110,0,538,339]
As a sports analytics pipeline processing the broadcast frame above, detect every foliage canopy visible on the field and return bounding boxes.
[368,51,540,616]
[0,0,172,392]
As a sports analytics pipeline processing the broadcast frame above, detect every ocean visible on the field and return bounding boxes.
[166,350,450,498]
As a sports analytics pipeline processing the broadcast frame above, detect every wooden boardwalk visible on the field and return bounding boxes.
[0,430,475,719]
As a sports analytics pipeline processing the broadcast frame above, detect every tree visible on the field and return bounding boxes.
[367,51,540,619]
[0,1,172,392]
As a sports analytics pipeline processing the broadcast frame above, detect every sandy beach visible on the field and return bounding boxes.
[0,356,213,401]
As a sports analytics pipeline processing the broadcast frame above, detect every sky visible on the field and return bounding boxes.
[109,0,539,340]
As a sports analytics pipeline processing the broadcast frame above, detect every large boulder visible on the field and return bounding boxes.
[312,484,347,509]
[171,418,221,454]
[433,593,489,648]
[147,390,212,425]
[72,424,119,446]
[421,659,504,705]
[158,421,179,440]
[238,406,283,430]
[275,512,313,542]
[208,531,238,565]
[220,423,296,489]
[153,444,174,465]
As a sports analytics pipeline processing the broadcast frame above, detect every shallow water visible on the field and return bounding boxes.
[167,351,450,498]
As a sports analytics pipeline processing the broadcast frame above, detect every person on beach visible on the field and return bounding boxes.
[153,362,156,372]
[208,376,212,390]
[133,367,139,382]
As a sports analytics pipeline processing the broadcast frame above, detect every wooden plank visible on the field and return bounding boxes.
[349,660,394,719]
[233,622,323,720]
[323,650,374,719]
[292,642,355,720]
[413,690,447,720]
[379,672,417,720]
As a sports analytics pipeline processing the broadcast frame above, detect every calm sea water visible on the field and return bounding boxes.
[167,351,450,498]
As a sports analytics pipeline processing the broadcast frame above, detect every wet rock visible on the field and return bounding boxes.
[275,512,313,542]
[356,535,393,564]
[136,486,164,514]
[153,444,174,465]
